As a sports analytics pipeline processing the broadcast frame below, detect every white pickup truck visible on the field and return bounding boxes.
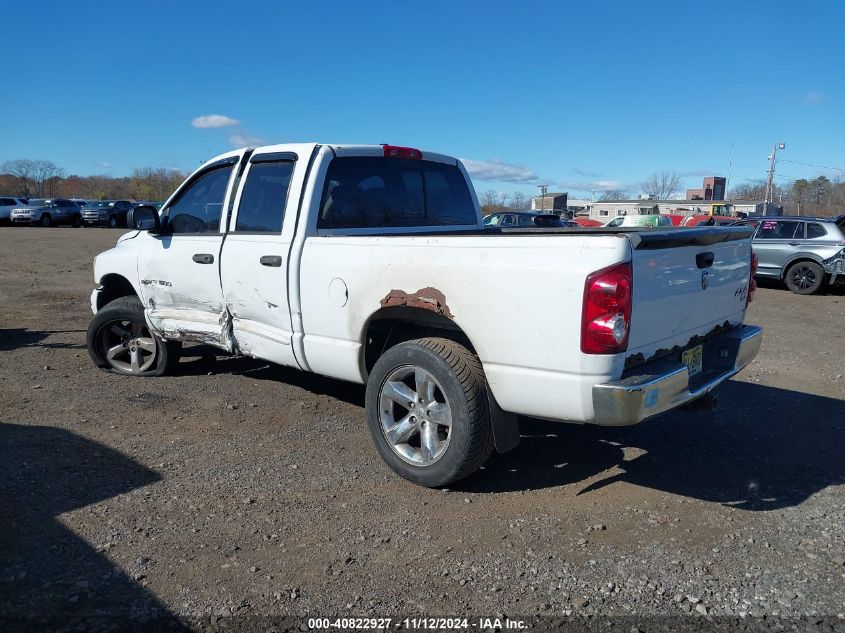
[87,143,762,487]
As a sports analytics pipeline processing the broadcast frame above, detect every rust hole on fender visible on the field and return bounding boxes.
[380,287,454,319]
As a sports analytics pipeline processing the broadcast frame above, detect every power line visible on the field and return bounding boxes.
[779,158,845,172]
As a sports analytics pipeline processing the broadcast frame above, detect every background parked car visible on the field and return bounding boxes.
[483,211,576,228]
[81,200,113,226]
[739,216,845,294]
[9,198,82,227]
[82,200,135,228]
[0,196,28,225]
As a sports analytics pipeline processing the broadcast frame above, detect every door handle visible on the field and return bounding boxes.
[260,255,282,267]
[192,253,214,264]
[788,241,800,246]
[695,252,715,268]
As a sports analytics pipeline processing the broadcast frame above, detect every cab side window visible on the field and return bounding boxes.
[162,165,233,234]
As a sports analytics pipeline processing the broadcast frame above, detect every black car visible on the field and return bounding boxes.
[82,200,136,228]
[483,211,576,228]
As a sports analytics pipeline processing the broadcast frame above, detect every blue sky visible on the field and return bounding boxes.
[1,0,842,198]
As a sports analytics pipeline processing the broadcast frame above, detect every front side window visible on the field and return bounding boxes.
[235,161,295,232]
[318,157,476,229]
[484,214,502,227]
[162,164,233,234]
[756,220,801,240]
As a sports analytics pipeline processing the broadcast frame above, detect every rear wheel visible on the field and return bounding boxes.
[785,260,824,295]
[365,337,494,487]
[87,296,181,376]
[72,214,82,227]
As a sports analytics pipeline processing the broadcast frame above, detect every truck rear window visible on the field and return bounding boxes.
[318,157,477,229]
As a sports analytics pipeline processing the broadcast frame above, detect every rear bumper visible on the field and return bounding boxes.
[592,324,762,426]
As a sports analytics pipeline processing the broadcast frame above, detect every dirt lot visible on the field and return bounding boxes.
[1,227,843,631]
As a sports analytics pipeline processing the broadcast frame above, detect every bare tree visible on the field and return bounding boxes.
[598,190,628,201]
[508,191,529,210]
[479,190,508,215]
[1,159,64,197]
[1,159,36,197]
[642,170,682,199]
[729,179,767,201]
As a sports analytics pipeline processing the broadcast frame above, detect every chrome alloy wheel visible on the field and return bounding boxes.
[98,319,158,374]
[378,365,452,466]
[789,264,817,291]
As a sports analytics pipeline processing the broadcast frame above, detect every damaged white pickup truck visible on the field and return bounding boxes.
[87,143,762,486]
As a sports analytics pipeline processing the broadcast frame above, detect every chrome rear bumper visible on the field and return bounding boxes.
[592,325,762,426]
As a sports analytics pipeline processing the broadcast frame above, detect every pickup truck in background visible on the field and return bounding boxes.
[86,143,762,487]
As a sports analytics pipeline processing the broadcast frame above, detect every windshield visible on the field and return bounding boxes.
[27,199,48,206]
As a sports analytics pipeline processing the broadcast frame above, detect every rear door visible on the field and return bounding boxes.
[139,155,241,344]
[219,146,309,367]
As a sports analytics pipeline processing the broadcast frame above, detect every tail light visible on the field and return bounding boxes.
[581,261,633,354]
[382,144,422,160]
[747,252,758,304]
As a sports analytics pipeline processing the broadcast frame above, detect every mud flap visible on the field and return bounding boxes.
[488,391,520,453]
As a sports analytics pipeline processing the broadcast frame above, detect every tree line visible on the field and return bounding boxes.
[0,159,187,202]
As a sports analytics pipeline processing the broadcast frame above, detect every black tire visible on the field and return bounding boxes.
[785,260,824,295]
[40,214,51,227]
[87,295,181,377]
[72,214,82,227]
[365,337,494,487]
[108,215,118,229]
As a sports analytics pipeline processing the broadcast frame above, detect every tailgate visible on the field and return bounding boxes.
[625,227,754,368]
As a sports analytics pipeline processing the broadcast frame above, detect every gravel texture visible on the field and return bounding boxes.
[0,227,843,631]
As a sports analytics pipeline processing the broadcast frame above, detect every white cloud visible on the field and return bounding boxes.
[460,158,538,184]
[228,133,266,147]
[99,161,112,168]
[191,114,240,129]
[556,179,627,192]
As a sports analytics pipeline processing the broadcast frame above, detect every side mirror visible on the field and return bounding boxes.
[127,205,161,231]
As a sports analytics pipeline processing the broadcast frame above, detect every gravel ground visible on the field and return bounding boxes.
[0,227,843,632]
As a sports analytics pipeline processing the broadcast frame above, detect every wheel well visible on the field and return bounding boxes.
[96,274,138,310]
[781,257,823,280]
[362,307,477,375]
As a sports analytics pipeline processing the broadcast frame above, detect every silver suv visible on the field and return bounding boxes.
[741,216,845,295]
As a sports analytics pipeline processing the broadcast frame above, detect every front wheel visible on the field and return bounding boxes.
[785,260,824,295]
[365,337,494,487]
[108,215,118,229]
[87,296,181,376]
[40,214,52,227]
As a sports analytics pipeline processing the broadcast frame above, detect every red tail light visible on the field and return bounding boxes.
[747,252,758,304]
[382,144,422,160]
[581,261,633,354]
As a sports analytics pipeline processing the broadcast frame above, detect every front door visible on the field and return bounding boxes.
[219,148,303,367]
[138,157,240,347]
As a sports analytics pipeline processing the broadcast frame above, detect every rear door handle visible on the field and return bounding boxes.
[260,255,282,267]
[696,252,715,268]
[788,241,800,246]
[192,253,214,264]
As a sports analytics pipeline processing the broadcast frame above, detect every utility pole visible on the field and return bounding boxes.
[537,184,549,212]
[764,142,785,209]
